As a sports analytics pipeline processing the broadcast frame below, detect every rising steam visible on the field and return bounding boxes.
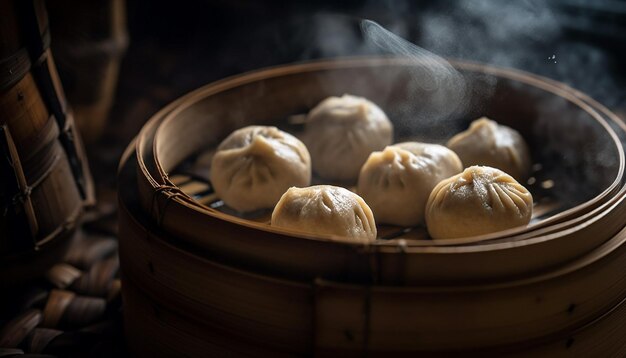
[360,19,468,129]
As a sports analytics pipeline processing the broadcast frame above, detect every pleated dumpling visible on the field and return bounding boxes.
[357,143,462,226]
[302,94,393,182]
[210,126,311,212]
[425,166,533,240]
[447,117,531,180]
[393,142,463,175]
[271,185,377,241]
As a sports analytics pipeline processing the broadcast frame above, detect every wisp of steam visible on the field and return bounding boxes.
[360,19,468,131]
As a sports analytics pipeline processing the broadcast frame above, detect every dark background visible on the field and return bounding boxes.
[71,0,626,191]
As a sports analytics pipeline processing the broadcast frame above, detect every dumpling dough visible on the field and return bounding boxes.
[302,94,393,182]
[425,166,533,240]
[357,143,462,226]
[210,125,311,212]
[271,185,377,241]
[447,117,531,180]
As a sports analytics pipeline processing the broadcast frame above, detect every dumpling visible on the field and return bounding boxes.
[393,142,463,175]
[425,166,533,240]
[210,125,311,212]
[301,94,393,182]
[357,143,462,226]
[447,117,531,180]
[271,185,377,241]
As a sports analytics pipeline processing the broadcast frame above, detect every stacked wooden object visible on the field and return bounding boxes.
[117,57,626,357]
[0,0,94,285]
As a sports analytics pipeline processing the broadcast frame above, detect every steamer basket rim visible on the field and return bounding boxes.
[141,56,625,248]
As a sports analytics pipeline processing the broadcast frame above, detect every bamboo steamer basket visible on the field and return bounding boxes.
[0,0,94,284]
[119,57,626,356]
[132,57,626,284]
[119,143,626,356]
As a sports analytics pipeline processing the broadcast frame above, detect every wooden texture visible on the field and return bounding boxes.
[119,57,626,356]
[0,0,94,284]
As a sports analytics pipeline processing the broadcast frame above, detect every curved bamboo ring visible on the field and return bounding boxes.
[131,57,626,283]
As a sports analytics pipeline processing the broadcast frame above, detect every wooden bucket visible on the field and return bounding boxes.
[47,0,129,143]
[119,57,626,355]
[0,0,94,284]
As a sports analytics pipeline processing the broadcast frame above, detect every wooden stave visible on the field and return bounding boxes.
[0,1,94,281]
[0,73,50,158]
[28,141,83,242]
[122,275,626,357]
[131,57,626,284]
[122,275,297,358]
[0,0,95,204]
[119,149,626,355]
[0,73,83,251]
[0,139,84,285]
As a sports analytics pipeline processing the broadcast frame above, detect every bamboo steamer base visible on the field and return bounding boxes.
[119,148,626,357]
[122,276,626,358]
[122,278,296,358]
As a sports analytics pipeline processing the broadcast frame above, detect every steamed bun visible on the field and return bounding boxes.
[447,117,531,180]
[302,94,393,182]
[357,143,462,226]
[425,166,533,240]
[271,185,377,241]
[210,125,311,212]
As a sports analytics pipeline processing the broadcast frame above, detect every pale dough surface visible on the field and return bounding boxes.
[358,143,462,226]
[271,185,377,241]
[447,117,531,181]
[302,94,393,182]
[210,125,311,212]
[425,166,533,239]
